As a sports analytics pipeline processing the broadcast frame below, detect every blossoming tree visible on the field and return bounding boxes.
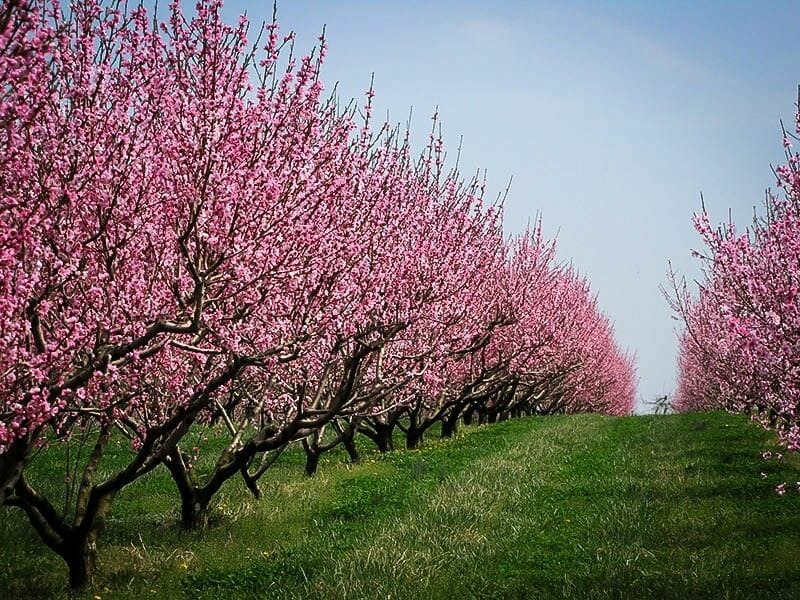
[673,96,800,456]
[1,0,636,589]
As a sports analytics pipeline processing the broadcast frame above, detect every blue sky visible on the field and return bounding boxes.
[217,1,799,411]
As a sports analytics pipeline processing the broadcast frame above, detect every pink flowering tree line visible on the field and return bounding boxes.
[671,93,800,461]
[0,0,636,590]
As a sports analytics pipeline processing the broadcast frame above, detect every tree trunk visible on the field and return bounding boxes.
[180,496,211,530]
[0,436,32,506]
[462,409,475,426]
[441,415,458,438]
[378,424,394,453]
[304,448,320,476]
[343,435,360,463]
[241,467,262,500]
[171,473,211,530]
[406,428,423,450]
[59,497,112,591]
[62,531,98,591]
[164,447,213,531]
[363,422,394,453]
[301,437,321,477]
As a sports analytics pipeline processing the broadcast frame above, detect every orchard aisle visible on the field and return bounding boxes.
[2,413,799,599]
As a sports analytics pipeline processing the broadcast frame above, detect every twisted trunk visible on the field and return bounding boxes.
[61,514,108,590]
[342,432,360,463]
[302,439,321,477]
[10,469,115,590]
[164,449,212,530]
[0,435,32,506]
[359,419,396,453]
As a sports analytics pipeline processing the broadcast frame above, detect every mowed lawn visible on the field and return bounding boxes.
[2,412,800,599]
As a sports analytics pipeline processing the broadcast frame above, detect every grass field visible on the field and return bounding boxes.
[2,412,800,599]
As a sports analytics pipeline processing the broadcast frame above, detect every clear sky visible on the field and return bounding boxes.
[218,0,799,412]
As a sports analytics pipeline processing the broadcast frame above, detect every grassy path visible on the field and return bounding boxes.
[2,413,800,598]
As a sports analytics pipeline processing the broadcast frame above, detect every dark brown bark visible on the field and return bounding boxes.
[330,418,360,463]
[0,435,32,506]
[405,427,423,450]
[440,416,458,438]
[181,498,211,530]
[8,472,114,591]
[302,439,320,477]
[379,428,394,452]
[359,420,395,453]
[166,341,384,518]
[63,529,99,591]
[343,434,359,463]
[163,447,212,530]
[240,445,287,500]
[462,408,475,426]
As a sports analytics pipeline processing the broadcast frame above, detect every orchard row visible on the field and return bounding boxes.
[673,104,800,461]
[0,0,635,590]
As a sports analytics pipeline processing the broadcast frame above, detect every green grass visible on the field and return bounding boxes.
[3,412,800,599]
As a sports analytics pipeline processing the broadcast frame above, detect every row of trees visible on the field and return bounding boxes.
[671,97,800,458]
[0,0,635,590]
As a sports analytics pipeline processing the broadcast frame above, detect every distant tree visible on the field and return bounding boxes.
[649,395,672,415]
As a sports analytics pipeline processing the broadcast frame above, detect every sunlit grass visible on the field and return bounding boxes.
[2,412,800,598]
